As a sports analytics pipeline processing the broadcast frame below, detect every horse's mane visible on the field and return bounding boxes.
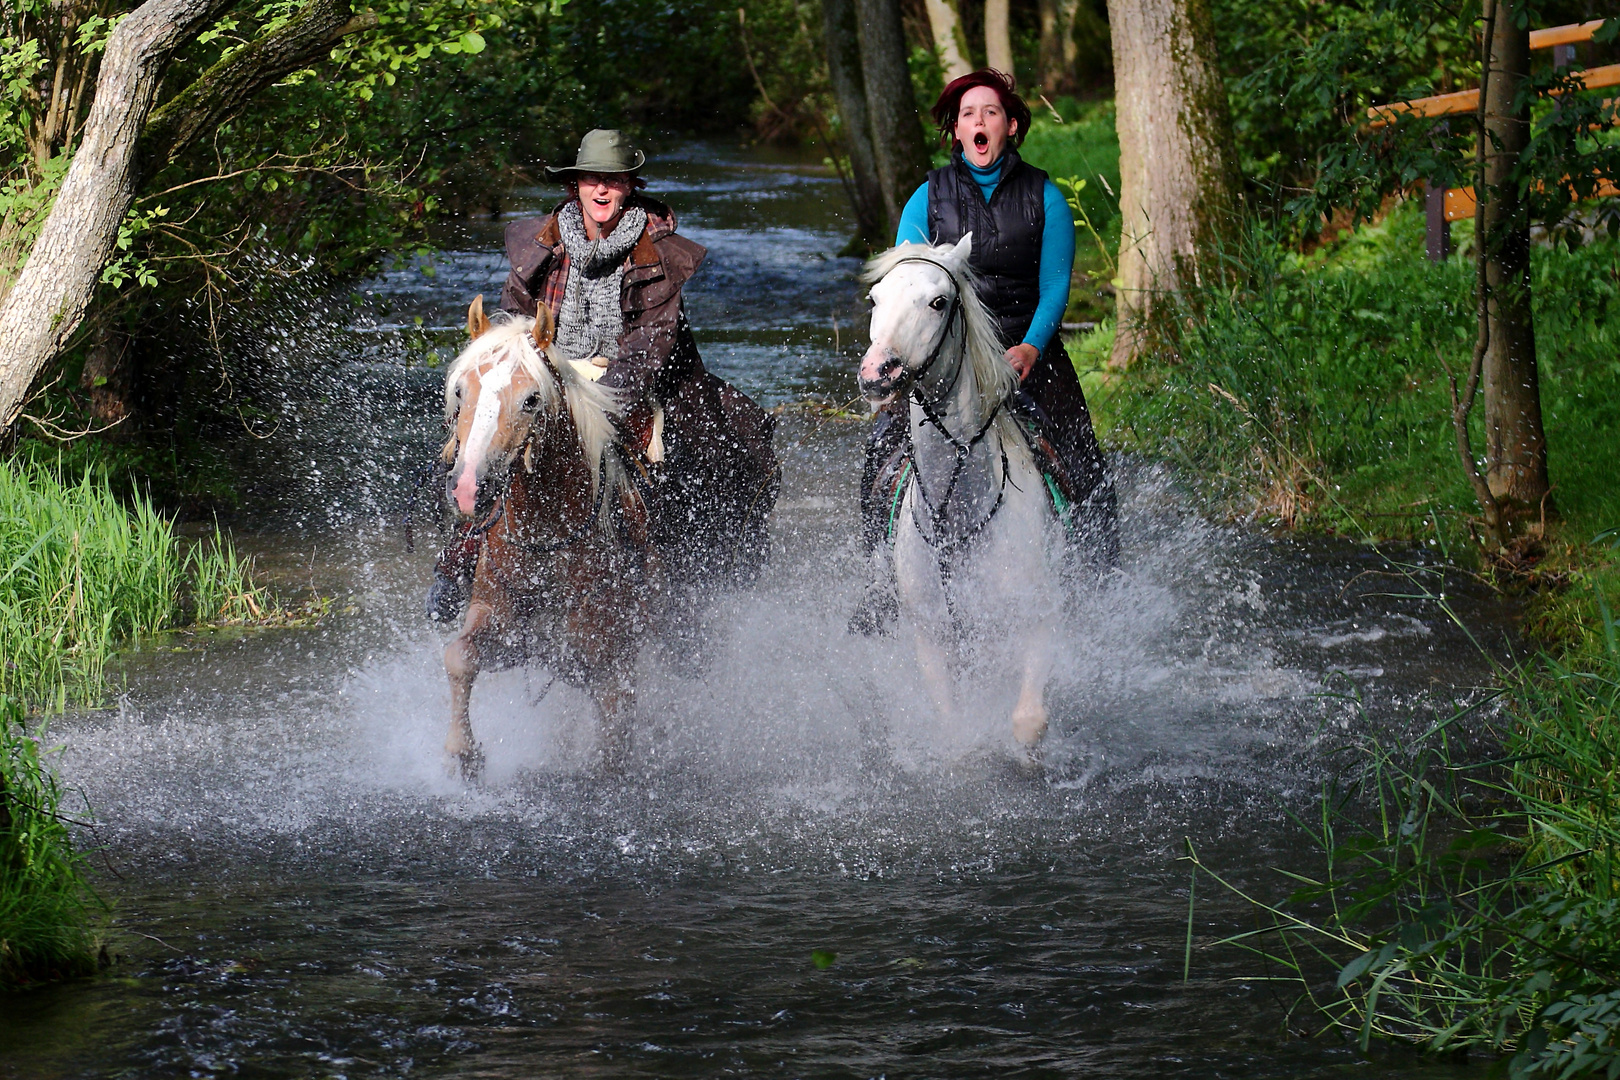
[444,313,630,512]
[863,242,1021,427]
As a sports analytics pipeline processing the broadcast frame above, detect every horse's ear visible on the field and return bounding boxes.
[467,295,491,339]
[532,302,555,351]
[950,232,973,264]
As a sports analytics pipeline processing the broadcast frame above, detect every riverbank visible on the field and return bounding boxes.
[0,458,285,988]
[1073,201,1620,1073]
[1073,201,1620,652]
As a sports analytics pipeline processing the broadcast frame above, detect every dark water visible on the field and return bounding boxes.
[0,144,1511,1079]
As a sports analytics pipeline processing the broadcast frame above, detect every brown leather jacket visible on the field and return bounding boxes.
[498,195,707,403]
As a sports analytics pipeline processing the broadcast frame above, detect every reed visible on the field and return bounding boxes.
[1185,583,1620,1076]
[187,525,273,625]
[0,460,183,708]
[0,694,102,986]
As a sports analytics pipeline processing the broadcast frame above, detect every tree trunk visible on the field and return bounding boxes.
[0,0,233,430]
[1059,0,1085,78]
[923,0,973,82]
[822,0,888,247]
[1038,0,1073,93]
[853,0,932,235]
[141,0,374,173]
[985,0,1013,77]
[80,317,136,434]
[1480,4,1551,526]
[1106,0,1237,369]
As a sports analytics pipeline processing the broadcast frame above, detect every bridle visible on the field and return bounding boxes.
[884,257,1013,560]
[419,351,622,559]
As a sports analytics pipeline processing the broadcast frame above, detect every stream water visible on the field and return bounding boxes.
[0,143,1515,1079]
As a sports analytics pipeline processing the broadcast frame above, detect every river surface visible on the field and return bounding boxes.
[0,143,1513,1078]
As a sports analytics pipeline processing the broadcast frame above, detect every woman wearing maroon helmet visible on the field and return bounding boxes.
[853,70,1115,633]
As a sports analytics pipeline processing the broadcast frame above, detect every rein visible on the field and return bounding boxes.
[886,257,1013,559]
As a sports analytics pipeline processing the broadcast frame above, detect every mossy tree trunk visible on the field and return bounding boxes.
[853,0,932,236]
[1038,0,1073,94]
[1479,2,1552,529]
[985,0,1014,77]
[822,0,889,246]
[1105,0,1238,369]
[924,0,973,82]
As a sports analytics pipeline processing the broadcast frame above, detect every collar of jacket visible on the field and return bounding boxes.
[538,195,676,277]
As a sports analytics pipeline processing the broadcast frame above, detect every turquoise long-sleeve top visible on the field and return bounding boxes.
[895,155,1074,355]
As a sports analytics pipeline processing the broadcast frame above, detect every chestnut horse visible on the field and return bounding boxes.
[440,296,662,777]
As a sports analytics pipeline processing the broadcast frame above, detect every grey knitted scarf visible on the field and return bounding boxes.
[554,200,647,360]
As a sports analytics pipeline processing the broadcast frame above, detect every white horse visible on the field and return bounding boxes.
[858,235,1066,752]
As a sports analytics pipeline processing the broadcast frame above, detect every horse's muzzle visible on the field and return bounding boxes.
[447,464,500,521]
[858,347,905,404]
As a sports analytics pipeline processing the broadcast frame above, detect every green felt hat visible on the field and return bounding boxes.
[544,129,646,181]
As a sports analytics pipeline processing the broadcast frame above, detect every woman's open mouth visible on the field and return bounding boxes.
[973,133,988,151]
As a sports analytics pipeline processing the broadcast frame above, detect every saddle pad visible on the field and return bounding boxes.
[563,356,665,463]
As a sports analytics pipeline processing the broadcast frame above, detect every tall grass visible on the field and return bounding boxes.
[0,459,279,989]
[1110,207,1620,1071]
[1089,204,1620,546]
[0,459,271,709]
[1187,598,1620,1077]
[0,460,183,709]
[0,694,102,986]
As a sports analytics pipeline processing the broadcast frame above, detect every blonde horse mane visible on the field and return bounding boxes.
[444,312,630,512]
[863,242,1021,432]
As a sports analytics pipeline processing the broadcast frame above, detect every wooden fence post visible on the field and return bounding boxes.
[1426,180,1453,261]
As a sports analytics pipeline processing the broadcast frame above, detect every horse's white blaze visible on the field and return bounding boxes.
[442,313,632,526]
[452,358,516,515]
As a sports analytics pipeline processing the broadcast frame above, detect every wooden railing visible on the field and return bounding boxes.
[1360,19,1615,259]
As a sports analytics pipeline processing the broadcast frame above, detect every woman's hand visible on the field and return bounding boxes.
[1004,342,1039,381]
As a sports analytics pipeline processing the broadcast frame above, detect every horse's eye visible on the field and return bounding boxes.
[929,295,949,311]
[522,392,542,412]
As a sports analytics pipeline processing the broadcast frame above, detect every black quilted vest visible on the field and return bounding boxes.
[926,148,1047,347]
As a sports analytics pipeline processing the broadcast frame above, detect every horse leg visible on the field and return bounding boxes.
[444,599,495,779]
[589,671,635,774]
[1010,623,1055,749]
[894,528,959,726]
[911,627,959,726]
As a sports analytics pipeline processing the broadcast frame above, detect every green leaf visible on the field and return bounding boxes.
[810,949,836,969]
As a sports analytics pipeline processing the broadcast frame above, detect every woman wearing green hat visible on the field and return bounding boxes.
[428,130,780,622]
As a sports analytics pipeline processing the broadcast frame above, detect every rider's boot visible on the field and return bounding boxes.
[426,525,480,624]
[848,404,908,636]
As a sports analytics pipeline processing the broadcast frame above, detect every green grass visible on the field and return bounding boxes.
[1080,203,1620,553]
[0,694,102,987]
[0,459,273,709]
[0,458,281,989]
[0,460,185,710]
[1113,201,1620,1074]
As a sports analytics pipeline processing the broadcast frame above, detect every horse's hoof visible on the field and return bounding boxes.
[445,744,485,783]
[1011,709,1048,748]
